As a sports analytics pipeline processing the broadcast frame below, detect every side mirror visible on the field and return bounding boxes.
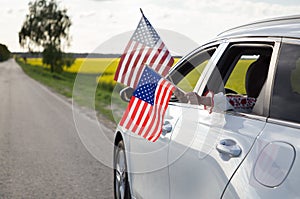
[120,87,134,102]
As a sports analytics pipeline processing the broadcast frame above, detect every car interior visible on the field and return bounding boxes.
[204,44,273,115]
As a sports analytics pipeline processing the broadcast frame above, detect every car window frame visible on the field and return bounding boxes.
[167,41,227,94]
[195,37,281,120]
[168,46,217,92]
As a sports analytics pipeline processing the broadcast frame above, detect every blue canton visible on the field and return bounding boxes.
[133,67,161,105]
[131,16,160,48]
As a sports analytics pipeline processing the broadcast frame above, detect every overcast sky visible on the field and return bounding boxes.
[1,0,300,54]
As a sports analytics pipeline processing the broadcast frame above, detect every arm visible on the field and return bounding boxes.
[185,91,234,113]
[185,92,212,106]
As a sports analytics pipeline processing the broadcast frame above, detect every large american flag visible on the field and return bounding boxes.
[114,13,174,88]
[119,66,175,142]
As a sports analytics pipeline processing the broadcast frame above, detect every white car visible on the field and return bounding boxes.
[113,15,300,199]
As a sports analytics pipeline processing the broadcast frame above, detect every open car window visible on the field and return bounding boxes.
[203,43,274,115]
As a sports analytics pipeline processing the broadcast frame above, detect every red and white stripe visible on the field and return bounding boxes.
[141,79,174,142]
[119,79,175,142]
[114,40,174,88]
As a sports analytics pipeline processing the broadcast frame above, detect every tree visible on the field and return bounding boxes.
[19,0,73,72]
[0,44,11,62]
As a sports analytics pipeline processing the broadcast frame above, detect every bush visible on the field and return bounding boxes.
[97,74,116,92]
[0,44,11,62]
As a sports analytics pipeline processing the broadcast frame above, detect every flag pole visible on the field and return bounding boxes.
[140,8,144,16]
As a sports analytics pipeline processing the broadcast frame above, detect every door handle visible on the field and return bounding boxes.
[216,139,241,157]
[162,121,172,136]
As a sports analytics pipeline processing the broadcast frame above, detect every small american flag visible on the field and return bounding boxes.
[119,66,175,142]
[114,12,174,88]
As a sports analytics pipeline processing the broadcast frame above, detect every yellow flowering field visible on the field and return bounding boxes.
[26,58,180,89]
[26,58,119,74]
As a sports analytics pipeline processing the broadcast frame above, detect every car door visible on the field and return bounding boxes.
[128,42,222,199]
[168,38,280,199]
[223,38,300,198]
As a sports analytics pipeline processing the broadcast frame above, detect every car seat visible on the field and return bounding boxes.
[245,54,271,98]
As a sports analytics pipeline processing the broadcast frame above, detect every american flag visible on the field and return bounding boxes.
[114,13,174,88]
[119,66,175,142]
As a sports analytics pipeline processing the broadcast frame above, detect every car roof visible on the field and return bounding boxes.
[216,15,300,40]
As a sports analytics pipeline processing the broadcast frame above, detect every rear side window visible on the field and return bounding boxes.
[270,43,300,123]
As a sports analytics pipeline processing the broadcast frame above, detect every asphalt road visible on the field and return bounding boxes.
[0,59,114,198]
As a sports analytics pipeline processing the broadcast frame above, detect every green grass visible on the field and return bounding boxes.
[18,58,77,97]
[16,58,126,122]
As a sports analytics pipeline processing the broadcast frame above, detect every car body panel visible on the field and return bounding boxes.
[168,104,267,198]
[128,105,182,198]
[223,121,300,198]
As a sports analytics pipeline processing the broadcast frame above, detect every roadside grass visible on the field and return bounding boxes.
[18,59,76,98]
[16,58,126,122]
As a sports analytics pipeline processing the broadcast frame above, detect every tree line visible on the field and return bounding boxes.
[0,44,11,62]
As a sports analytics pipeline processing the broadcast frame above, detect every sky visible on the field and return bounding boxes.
[1,0,300,54]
